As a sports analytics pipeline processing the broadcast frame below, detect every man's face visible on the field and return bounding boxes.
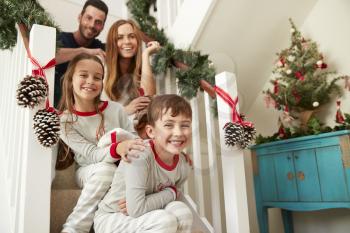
[78,5,106,41]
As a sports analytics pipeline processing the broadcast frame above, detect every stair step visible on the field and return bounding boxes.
[51,189,81,233]
[52,164,79,190]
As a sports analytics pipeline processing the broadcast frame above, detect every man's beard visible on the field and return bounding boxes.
[79,24,100,41]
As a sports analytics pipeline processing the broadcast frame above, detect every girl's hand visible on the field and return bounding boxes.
[116,139,146,162]
[144,41,160,56]
[124,96,151,115]
[118,198,128,215]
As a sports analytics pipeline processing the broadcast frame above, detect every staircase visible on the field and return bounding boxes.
[0,1,253,233]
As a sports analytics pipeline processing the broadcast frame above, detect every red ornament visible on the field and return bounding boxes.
[320,63,327,69]
[295,71,305,81]
[278,124,286,138]
[279,58,285,67]
[336,100,345,124]
[292,89,301,103]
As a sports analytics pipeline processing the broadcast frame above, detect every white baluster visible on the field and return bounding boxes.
[204,92,223,233]
[215,72,250,233]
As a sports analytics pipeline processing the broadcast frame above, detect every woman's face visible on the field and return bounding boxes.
[117,23,138,58]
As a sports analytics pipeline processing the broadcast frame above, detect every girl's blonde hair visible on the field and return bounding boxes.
[56,53,105,169]
[105,19,143,101]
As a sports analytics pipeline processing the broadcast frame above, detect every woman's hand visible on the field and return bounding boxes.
[118,198,128,215]
[144,41,160,56]
[124,96,151,115]
[116,138,146,162]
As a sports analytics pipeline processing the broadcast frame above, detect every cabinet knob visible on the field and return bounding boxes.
[294,155,299,159]
[297,171,305,181]
[287,172,294,180]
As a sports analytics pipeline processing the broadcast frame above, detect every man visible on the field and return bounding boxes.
[55,0,108,107]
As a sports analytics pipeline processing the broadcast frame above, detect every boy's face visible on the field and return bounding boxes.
[146,109,192,157]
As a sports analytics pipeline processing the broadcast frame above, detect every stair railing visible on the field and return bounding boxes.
[0,24,56,233]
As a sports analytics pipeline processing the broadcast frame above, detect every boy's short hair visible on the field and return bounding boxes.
[147,94,192,126]
[81,0,109,17]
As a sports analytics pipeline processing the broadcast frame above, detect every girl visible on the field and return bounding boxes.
[58,53,145,233]
[104,19,160,115]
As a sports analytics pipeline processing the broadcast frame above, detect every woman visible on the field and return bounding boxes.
[104,19,160,115]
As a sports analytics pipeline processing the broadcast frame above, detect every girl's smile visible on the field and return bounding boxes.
[72,59,103,110]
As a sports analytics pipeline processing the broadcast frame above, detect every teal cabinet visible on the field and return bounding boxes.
[251,130,350,233]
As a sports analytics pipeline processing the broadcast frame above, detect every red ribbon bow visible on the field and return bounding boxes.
[214,86,253,127]
[28,51,56,79]
[27,50,56,111]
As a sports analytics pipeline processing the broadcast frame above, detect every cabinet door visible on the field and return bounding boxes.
[274,152,298,201]
[293,149,322,201]
[316,146,349,201]
[258,155,278,201]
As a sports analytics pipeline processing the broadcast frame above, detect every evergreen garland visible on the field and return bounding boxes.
[127,0,216,99]
[0,0,59,50]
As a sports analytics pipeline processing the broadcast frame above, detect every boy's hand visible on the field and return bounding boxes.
[116,139,146,162]
[118,198,128,215]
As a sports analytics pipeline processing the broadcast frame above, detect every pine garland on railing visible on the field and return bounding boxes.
[0,0,59,50]
[127,0,216,99]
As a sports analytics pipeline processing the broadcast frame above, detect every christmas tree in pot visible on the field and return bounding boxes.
[260,19,347,142]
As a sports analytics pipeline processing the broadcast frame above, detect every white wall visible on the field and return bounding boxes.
[39,0,125,43]
[247,0,350,232]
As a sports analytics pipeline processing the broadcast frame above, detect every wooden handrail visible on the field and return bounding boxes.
[17,23,30,54]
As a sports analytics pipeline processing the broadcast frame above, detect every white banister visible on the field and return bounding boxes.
[18,24,56,233]
[204,92,224,233]
[0,24,56,233]
[215,72,250,233]
[190,98,206,217]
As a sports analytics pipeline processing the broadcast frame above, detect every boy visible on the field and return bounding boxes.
[94,94,194,233]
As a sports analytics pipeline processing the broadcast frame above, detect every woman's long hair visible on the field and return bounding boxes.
[56,53,106,169]
[105,19,143,102]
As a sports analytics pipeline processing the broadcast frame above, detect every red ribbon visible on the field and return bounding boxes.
[26,50,56,111]
[28,50,56,79]
[214,86,253,127]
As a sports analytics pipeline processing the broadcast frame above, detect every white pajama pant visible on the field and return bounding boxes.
[94,201,193,233]
[62,162,116,233]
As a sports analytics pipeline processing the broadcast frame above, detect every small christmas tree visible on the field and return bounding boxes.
[264,19,344,131]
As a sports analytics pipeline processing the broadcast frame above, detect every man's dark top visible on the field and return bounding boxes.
[54,32,105,107]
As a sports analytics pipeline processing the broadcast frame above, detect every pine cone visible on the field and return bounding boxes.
[239,125,256,149]
[33,109,60,147]
[16,75,48,108]
[223,122,244,147]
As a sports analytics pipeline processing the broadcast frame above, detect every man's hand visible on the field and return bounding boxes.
[82,47,106,62]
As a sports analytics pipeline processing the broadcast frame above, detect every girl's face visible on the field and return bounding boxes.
[117,23,138,58]
[72,59,103,103]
